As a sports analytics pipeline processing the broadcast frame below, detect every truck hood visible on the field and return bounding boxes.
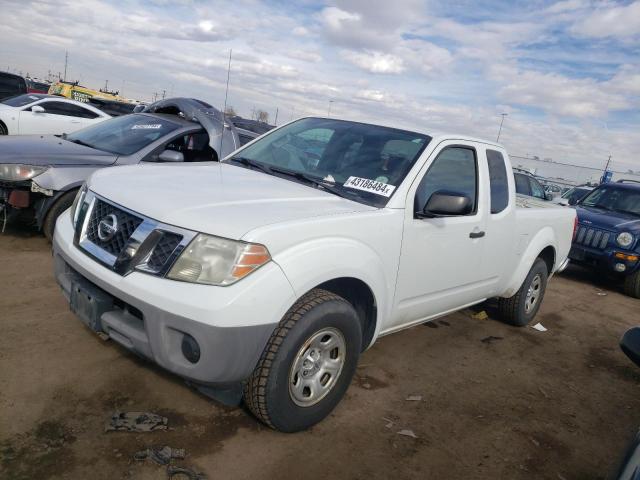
[574,205,640,232]
[89,162,376,239]
[0,135,117,166]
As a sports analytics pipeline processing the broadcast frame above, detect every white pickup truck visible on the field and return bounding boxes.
[53,117,576,432]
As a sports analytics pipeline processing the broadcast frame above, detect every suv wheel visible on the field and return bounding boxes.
[244,289,362,432]
[497,258,549,326]
[624,270,640,299]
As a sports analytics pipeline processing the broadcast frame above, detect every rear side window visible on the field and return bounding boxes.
[416,146,478,214]
[514,173,531,196]
[38,101,99,119]
[487,150,509,214]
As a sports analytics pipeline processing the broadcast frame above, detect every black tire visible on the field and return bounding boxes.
[624,270,640,299]
[43,190,77,242]
[497,258,548,326]
[244,288,362,432]
[0,122,7,135]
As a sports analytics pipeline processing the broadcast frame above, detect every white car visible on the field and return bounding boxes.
[0,94,110,135]
[53,117,576,432]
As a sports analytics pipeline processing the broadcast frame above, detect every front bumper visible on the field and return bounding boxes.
[569,243,639,276]
[53,209,296,384]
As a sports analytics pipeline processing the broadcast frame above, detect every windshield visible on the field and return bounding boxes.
[225,117,431,207]
[562,187,591,203]
[2,94,47,107]
[65,114,180,155]
[580,186,640,216]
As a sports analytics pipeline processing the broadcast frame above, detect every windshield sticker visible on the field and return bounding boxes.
[344,176,396,197]
[132,124,162,130]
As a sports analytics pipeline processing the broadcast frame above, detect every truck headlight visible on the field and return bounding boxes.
[70,184,88,228]
[167,234,271,286]
[616,232,634,248]
[0,164,48,181]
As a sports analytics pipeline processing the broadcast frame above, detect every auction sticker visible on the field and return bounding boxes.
[132,124,162,129]
[344,176,396,197]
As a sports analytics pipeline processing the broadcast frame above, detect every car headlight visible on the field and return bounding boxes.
[70,184,88,229]
[616,232,635,248]
[0,164,48,181]
[167,234,271,286]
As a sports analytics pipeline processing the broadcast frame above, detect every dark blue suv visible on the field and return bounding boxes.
[569,180,640,298]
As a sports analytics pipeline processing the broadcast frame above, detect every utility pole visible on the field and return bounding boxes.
[63,50,68,82]
[161,89,166,100]
[104,80,108,91]
[496,113,508,142]
[274,107,279,126]
[327,100,334,117]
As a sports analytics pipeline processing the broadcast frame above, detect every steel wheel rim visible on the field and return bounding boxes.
[525,274,542,313]
[288,327,346,407]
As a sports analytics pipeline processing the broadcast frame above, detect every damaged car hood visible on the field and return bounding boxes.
[0,135,117,166]
[88,162,376,240]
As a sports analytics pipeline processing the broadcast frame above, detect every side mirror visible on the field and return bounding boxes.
[420,191,472,218]
[31,105,45,113]
[621,327,640,368]
[158,150,184,162]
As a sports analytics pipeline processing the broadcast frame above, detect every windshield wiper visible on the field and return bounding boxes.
[228,156,274,174]
[228,157,355,200]
[266,167,355,200]
[67,138,95,149]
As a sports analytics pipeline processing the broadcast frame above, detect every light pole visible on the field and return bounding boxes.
[496,113,508,142]
[327,100,334,117]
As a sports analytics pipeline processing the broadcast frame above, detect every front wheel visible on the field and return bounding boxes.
[624,270,640,299]
[244,289,362,432]
[0,122,7,135]
[42,190,77,242]
[497,258,549,326]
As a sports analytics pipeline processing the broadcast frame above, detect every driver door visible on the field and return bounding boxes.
[389,142,489,330]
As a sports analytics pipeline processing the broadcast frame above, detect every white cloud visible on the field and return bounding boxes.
[570,1,640,39]
[341,51,406,74]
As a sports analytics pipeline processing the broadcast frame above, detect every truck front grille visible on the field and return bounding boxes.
[146,232,183,271]
[85,199,144,256]
[574,225,610,250]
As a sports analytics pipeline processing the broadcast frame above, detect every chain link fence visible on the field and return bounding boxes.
[510,155,640,190]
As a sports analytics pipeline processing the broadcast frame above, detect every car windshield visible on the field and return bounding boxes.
[2,93,47,107]
[225,117,431,207]
[580,185,640,216]
[65,114,180,155]
[562,187,590,203]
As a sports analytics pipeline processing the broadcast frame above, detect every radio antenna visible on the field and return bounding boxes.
[219,49,232,162]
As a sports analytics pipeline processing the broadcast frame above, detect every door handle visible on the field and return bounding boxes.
[469,231,485,239]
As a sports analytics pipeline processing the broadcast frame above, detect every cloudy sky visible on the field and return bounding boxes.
[1,0,638,171]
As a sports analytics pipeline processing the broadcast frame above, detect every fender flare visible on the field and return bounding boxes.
[501,226,557,298]
[273,237,390,346]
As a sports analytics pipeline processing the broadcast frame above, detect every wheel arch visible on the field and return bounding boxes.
[314,277,378,351]
[501,226,558,298]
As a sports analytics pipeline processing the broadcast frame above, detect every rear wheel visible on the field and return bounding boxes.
[497,258,548,326]
[0,122,7,135]
[43,190,77,242]
[244,288,361,432]
[624,270,640,299]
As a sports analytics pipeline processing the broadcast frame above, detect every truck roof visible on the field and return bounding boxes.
[295,116,505,151]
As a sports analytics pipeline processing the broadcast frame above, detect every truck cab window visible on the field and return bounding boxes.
[529,177,546,199]
[164,131,215,162]
[415,146,478,214]
[487,149,509,214]
[514,173,531,196]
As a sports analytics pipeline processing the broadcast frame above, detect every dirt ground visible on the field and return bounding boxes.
[1,226,639,480]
